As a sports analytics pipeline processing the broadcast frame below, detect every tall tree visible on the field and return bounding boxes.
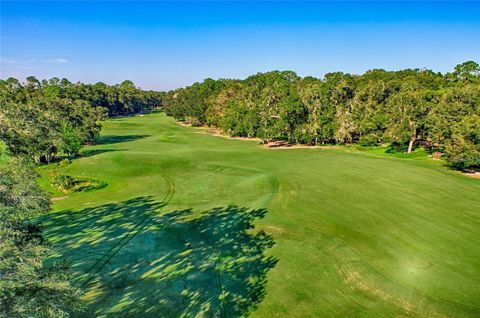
[0,160,83,317]
[385,83,430,153]
[453,60,480,81]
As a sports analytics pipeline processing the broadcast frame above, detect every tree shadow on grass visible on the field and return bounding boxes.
[95,135,150,145]
[42,197,277,317]
[79,148,126,158]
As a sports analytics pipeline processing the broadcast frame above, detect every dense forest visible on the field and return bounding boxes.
[0,77,163,163]
[163,61,480,171]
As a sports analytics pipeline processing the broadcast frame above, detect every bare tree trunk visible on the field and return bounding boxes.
[407,131,416,154]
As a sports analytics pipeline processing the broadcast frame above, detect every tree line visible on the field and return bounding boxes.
[163,61,480,171]
[0,77,161,317]
[0,76,163,163]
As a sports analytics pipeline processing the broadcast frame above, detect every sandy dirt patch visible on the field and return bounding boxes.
[52,196,69,201]
[464,171,480,179]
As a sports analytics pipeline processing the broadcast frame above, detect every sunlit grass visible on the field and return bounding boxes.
[39,112,480,317]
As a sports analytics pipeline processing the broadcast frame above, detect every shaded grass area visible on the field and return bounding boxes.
[79,148,126,158]
[353,144,434,160]
[95,134,150,145]
[39,112,480,317]
[42,197,276,317]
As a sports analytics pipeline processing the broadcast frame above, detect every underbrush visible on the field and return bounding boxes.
[52,174,107,193]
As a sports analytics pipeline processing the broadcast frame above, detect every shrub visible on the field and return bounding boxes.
[53,175,76,192]
[445,143,480,171]
[53,175,107,193]
[445,115,480,171]
[387,142,408,153]
[358,134,379,147]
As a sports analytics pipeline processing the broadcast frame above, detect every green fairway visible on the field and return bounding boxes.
[39,112,480,317]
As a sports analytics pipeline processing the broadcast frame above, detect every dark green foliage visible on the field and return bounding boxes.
[452,60,480,81]
[83,80,163,116]
[163,62,480,170]
[60,123,83,157]
[444,115,480,170]
[0,160,83,317]
[0,77,162,163]
[0,81,105,162]
[164,78,223,125]
[358,135,379,147]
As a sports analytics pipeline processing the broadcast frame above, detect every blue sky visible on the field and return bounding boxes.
[1,1,479,90]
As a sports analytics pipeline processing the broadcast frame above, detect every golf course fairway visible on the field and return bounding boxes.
[38,112,480,317]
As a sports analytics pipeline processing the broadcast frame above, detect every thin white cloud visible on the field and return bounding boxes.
[45,58,69,64]
[0,57,17,64]
[25,58,69,64]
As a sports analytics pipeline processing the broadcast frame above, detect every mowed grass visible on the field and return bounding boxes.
[38,112,480,317]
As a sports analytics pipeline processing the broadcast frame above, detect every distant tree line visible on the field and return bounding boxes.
[163,61,480,171]
[0,76,163,163]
